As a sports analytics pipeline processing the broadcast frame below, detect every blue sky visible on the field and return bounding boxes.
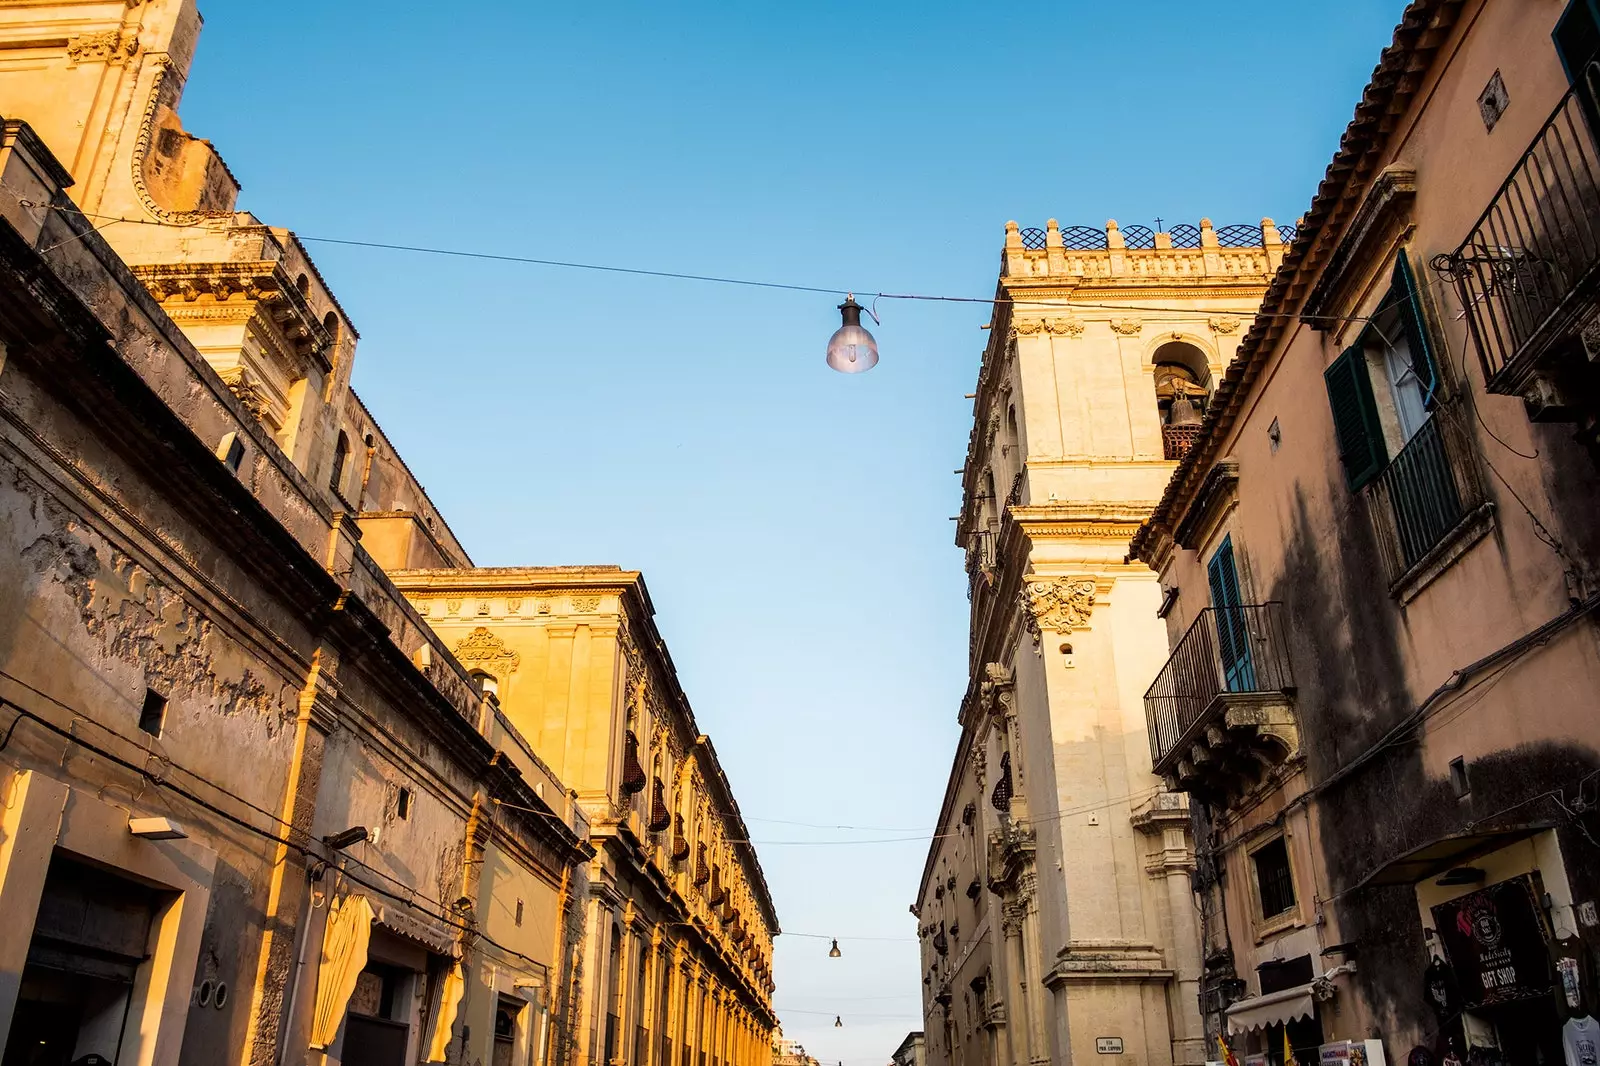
[184,2,1404,1060]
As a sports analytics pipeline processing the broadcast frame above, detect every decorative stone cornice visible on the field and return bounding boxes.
[1020,576,1096,642]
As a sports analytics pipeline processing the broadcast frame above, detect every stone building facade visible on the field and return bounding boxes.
[388,568,780,1066]
[0,2,776,1066]
[1130,2,1600,1065]
[915,219,1282,1066]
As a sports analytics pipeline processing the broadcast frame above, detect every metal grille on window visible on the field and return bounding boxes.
[649,778,671,832]
[695,842,710,885]
[932,922,949,956]
[1253,838,1296,918]
[990,751,1013,813]
[672,814,690,863]
[709,865,726,907]
[621,730,647,795]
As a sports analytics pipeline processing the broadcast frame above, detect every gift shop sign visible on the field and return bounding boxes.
[1430,875,1552,1007]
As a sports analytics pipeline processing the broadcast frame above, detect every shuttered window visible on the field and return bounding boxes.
[1392,251,1439,409]
[1324,344,1388,491]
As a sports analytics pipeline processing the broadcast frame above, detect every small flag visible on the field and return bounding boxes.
[1218,1034,1241,1066]
[1284,1029,1297,1066]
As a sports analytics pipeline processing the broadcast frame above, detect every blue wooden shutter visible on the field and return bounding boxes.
[1207,537,1256,692]
[1324,344,1388,491]
[1393,251,1440,409]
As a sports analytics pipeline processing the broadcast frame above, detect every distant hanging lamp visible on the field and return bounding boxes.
[826,294,879,373]
[828,938,842,958]
[834,1016,843,1028]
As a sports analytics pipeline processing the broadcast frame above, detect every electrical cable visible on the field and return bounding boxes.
[22,200,1381,325]
[0,696,592,979]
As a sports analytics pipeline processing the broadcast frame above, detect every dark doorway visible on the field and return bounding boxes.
[2,856,160,1066]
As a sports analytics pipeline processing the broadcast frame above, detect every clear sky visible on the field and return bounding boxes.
[183,2,1404,1061]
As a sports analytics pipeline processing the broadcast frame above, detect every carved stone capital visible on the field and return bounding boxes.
[1109,317,1143,336]
[978,661,1015,719]
[1043,316,1084,337]
[1020,576,1096,642]
[1209,315,1241,335]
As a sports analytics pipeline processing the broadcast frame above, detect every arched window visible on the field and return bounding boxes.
[329,430,350,496]
[295,273,310,296]
[606,925,624,1062]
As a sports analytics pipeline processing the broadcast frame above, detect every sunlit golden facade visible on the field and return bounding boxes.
[0,3,774,1065]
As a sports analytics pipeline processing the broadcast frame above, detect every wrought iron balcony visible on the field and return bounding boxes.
[1364,403,1489,587]
[1144,604,1298,800]
[1436,85,1600,400]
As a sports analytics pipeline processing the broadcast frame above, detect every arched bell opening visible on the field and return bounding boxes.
[1153,341,1213,459]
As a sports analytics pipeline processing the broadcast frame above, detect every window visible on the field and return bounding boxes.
[1326,252,1483,583]
[330,431,350,497]
[1252,836,1296,919]
[396,786,412,821]
[1325,252,1441,490]
[1207,537,1255,692]
[139,688,167,737]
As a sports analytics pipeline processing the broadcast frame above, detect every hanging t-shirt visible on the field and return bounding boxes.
[1564,1015,1599,1066]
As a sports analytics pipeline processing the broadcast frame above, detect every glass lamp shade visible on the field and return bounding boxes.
[826,296,879,373]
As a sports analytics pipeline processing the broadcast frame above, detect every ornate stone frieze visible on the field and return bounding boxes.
[572,595,600,612]
[66,30,139,65]
[1108,317,1143,336]
[452,626,521,678]
[1020,576,1096,641]
[971,744,987,789]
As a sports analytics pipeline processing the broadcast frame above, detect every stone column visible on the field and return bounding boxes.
[1135,800,1204,1066]
[1017,875,1048,1066]
[1002,902,1028,1066]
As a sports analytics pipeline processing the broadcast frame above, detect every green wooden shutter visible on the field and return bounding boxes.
[1324,345,1388,491]
[1393,251,1440,408]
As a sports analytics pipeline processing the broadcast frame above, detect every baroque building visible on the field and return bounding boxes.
[915,219,1282,1066]
[0,2,776,1065]
[388,568,779,1066]
[1130,2,1600,1065]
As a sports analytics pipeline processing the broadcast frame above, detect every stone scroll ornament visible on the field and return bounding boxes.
[1020,577,1097,642]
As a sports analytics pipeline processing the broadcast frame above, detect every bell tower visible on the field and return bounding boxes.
[942,217,1283,1066]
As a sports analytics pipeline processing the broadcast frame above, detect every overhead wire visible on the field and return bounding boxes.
[22,200,1391,325]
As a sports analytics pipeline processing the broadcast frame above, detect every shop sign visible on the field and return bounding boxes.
[1096,1038,1124,1055]
[1430,875,1553,1007]
[1319,1041,1372,1066]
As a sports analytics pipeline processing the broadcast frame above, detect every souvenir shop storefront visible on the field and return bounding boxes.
[1403,828,1594,1066]
[1219,828,1597,1066]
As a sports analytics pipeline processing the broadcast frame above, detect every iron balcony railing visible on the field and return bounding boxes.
[1437,85,1600,392]
[1365,403,1487,584]
[1144,603,1294,771]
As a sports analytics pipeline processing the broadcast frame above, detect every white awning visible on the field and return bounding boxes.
[1225,984,1317,1034]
